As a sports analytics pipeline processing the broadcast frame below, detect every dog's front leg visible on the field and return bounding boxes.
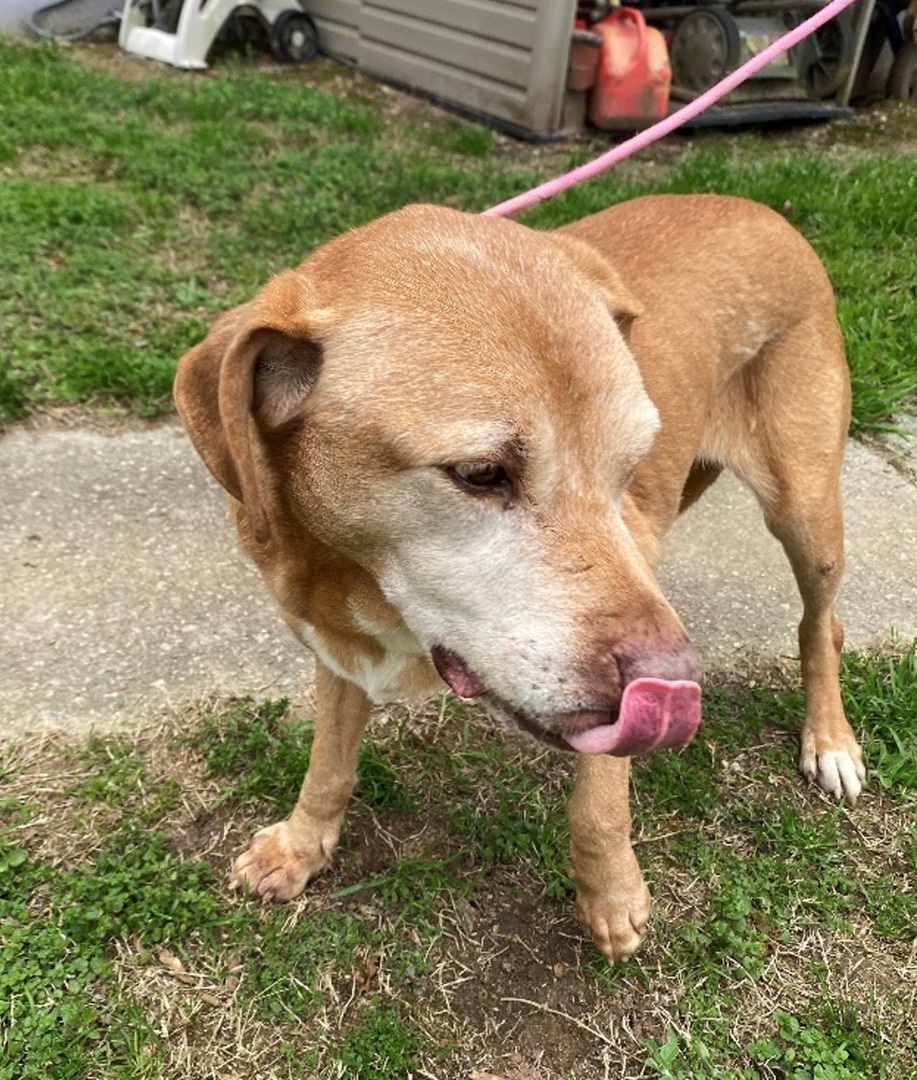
[231,661,371,901]
[568,755,651,962]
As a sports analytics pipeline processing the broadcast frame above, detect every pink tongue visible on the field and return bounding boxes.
[564,678,701,756]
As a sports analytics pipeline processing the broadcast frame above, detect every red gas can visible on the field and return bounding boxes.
[588,8,671,129]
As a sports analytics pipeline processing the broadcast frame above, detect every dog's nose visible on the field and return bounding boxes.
[617,635,703,689]
[584,626,703,707]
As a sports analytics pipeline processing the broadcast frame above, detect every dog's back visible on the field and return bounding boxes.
[562,195,850,540]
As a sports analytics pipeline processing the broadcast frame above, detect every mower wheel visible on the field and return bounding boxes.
[670,8,741,93]
[272,10,319,64]
[887,41,917,101]
[796,10,855,99]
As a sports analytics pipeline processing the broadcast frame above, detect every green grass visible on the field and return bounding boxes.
[647,1001,890,1080]
[0,828,230,1079]
[843,645,917,791]
[190,696,418,811]
[0,39,914,430]
[0,35,915,1078]
[2,647,916,1077]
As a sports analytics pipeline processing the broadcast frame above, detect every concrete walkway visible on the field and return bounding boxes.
[0,0,119,39]
[0,0,45,36]
[2,422,916,739]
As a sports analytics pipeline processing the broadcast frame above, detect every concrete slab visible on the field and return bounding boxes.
[1,423,915,739]
[0,1,42,35]
[1,424,312,738]
[657,439,917,657]
[0,0,119,38]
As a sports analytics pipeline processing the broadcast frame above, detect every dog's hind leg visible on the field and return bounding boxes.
[725,320,864,805]
[231,661,371,899]
[764,480,864,804]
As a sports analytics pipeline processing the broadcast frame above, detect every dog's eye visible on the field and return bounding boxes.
[447,461,511,495]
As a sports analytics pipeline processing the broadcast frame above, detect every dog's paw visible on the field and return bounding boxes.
[799,735,865,807]
[230,819,335,902]
[572,865,652,963]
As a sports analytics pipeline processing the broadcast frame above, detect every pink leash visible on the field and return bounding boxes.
[483,0,860,218]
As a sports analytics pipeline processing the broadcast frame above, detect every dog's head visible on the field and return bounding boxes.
[175,205,701,755]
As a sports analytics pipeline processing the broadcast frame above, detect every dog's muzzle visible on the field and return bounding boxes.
[430,645,702,756]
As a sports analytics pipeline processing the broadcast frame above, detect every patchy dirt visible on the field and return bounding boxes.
[4,693,916,1079]
[11,402,179,435]
[865,411,917,486]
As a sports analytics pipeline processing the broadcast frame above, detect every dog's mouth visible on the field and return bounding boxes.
[430,646,701,757]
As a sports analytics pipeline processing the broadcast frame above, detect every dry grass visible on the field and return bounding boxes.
[3,675,916,1077]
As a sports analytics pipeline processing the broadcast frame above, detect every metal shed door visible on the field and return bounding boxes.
[305,0,579,136]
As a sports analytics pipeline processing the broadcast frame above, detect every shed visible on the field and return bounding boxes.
[300,0,584,137]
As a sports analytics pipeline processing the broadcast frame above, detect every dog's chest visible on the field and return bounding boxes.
[294,615,440,705]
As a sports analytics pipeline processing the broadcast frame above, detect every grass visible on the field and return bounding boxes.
[0,33,915,1079]
[2,647,916,1078]
[0,38,915,430]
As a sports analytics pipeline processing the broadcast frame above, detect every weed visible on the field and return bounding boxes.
[65,735,181,824]
[0,835,44,901]
[354,751,418,813]
[368,853,470,913]
[748,1004,881,1079]
[0,797,35,827]
[0,828,219,1079]
[443,741,572,893]
[192,696,305,803]
[645,1028,720,1079]
[646,997,891,1080]
[333,998,449,1078]
[842,644,917,794]
[242,909,381,1020]
[191,696,417,810]
[67,735,148,808]
[63,830,231,946]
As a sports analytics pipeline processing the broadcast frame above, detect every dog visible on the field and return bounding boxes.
[174,194,864,962]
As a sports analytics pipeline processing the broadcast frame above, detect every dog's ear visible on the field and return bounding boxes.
[174,270,323,545]
[551,234,643,337]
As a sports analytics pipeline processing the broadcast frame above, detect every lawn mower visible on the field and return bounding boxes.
[118,0,317,68]
[577,0,917,112]
[29,0,318,69]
